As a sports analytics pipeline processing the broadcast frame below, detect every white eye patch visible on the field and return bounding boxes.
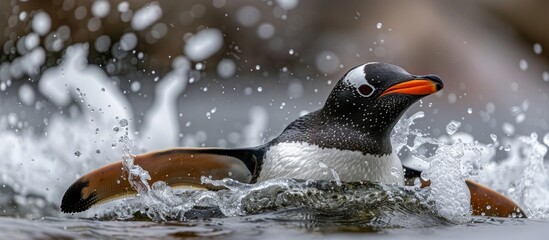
[344,64,376,97]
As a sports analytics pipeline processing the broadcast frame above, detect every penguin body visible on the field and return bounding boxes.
[61,62,525,218]
[258,141,403,184]
[257,62,438,183]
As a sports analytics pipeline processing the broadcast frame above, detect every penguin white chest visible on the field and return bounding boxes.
[257,142,404,185]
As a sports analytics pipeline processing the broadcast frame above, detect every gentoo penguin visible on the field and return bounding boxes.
[61,62,525,218]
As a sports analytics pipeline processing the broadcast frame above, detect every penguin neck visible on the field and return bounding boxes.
[321,102,400,139]
[273,109,393,156]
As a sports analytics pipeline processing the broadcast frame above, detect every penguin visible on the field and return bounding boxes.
[61,62,525,218]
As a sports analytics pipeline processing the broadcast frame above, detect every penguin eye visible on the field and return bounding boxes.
[358,84,374,97]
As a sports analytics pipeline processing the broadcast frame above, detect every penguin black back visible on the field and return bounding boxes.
[271,62,443,156]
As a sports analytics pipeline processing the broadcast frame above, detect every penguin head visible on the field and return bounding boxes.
[324,62,443,137]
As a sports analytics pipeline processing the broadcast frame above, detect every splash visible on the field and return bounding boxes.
[101,111,526,224]
[1,0,549,223]
[393,112,549,220]
[393,112,492,222]
[102,177,444,228]
[478,133,549,218]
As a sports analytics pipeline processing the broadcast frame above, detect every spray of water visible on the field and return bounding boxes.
[1,1,548,223]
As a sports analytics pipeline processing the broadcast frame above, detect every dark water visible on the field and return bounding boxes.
[2,179,547,239]
[0,214,544,240]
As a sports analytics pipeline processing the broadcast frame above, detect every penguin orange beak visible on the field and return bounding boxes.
[381,76,443,97]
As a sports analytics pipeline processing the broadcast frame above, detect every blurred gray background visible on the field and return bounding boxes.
[1,0,549,148]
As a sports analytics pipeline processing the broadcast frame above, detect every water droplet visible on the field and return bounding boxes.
[289,49,294,55]
[450,147,464,158]
[519,59,528,71]
[515,113,526,124]
[502,122,515,136]
[490,134,497,143]
[217,58,236,78]
[113,127,120,132]
[510,106,522,116]
[511,82,519,92]
[543,71,549,82]
[486,205,492,210]
[257,86,263,92]
[131,81,141,92]
[390,167,401,179]
[446,120,461,135]
[74,151,81,157]
[96,149,101,154]
[533,43,543,55]
[543,133,549,147]
[420,171,430,181]
[376,22,383,29]
[467,108,472,114]
[119,119,128,127]
[413,177,422,187]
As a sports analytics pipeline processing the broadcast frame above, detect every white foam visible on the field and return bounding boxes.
[140,56,190,150]
[242,106,268,147]
[478,133,549,218]
[38,44,133,124]
[0,114,125,206]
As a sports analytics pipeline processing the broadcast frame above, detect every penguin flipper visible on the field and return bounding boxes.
[61,147,261,213]
[465,179,526,218]
[402,160,526,218]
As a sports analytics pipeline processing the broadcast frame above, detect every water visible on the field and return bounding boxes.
[2,103,549,238]
[2,1,549,239]
[1,216,547,240]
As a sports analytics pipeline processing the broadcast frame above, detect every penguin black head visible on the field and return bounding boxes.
[324,62,443,138]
